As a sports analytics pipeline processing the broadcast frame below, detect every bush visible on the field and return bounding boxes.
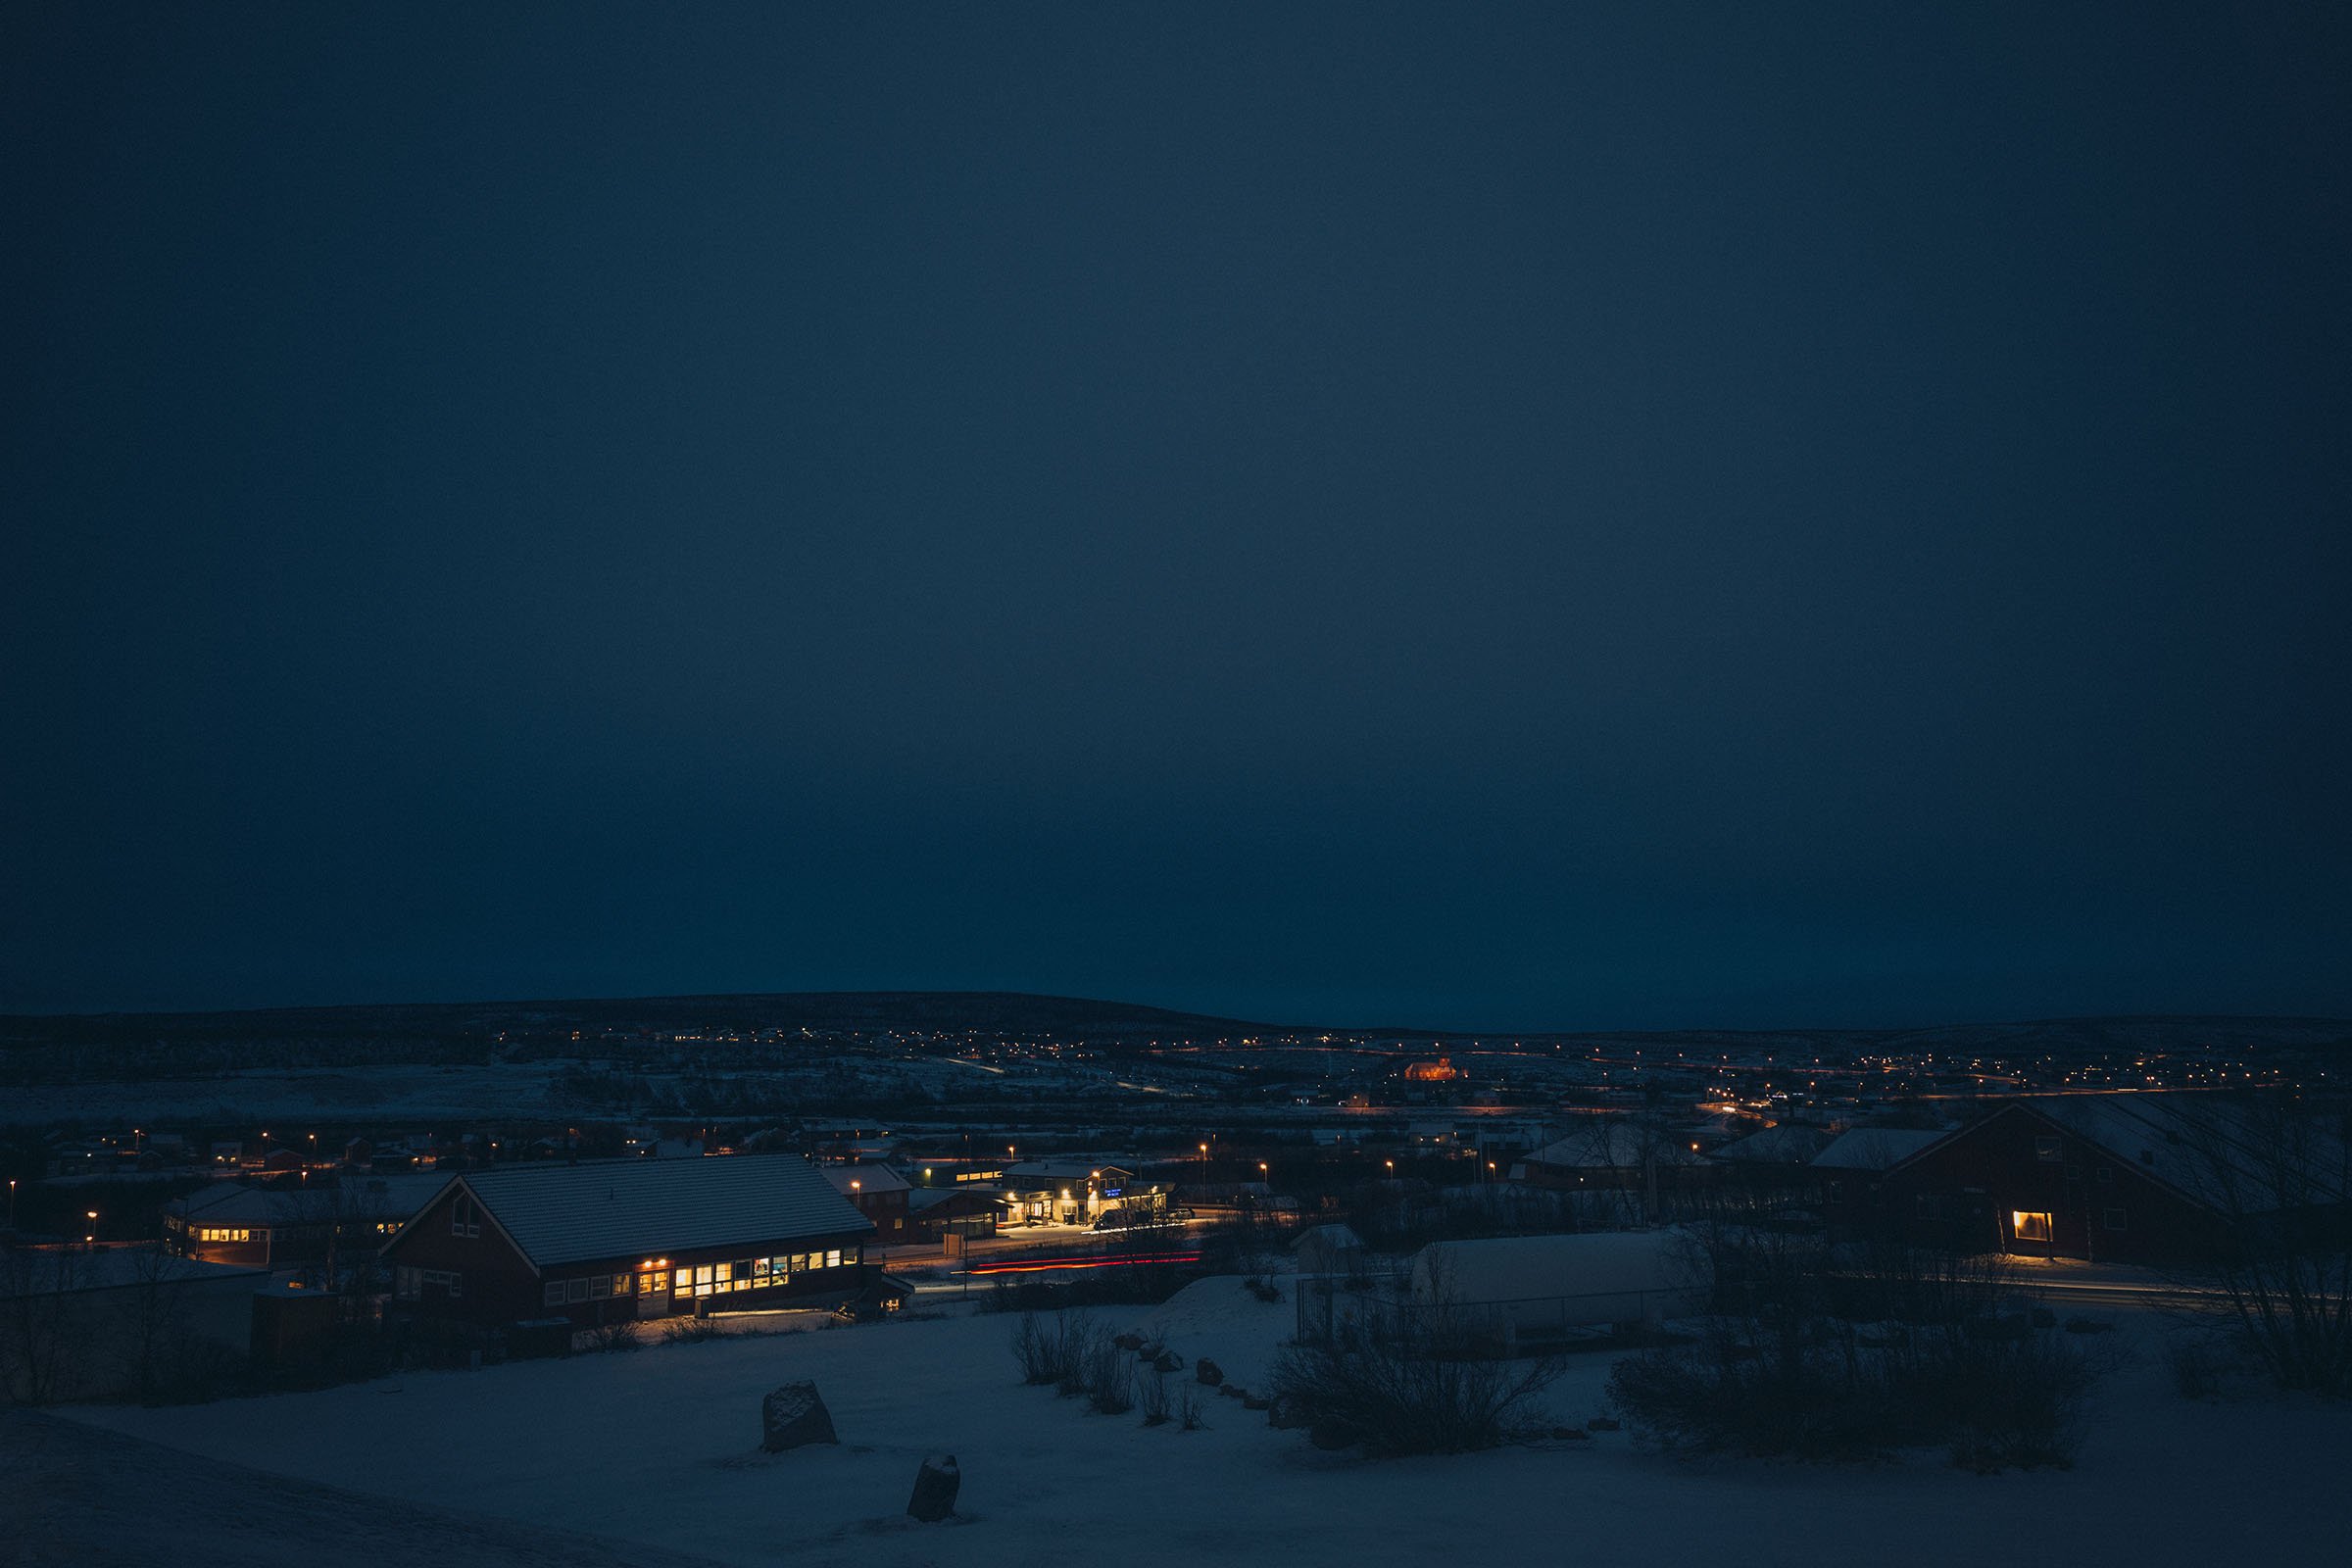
[1010,1309,1104,1393]
[2167,1334,2227,1401]
[1084,1340,1134,1414]
[1178,1383,1205,1431]
[1139,1365,1172,1425]
[585,1320,642,1353]
[1270,1318,1563,1455]
[1606,1246,2101,1469]
[661,1315,725,1346]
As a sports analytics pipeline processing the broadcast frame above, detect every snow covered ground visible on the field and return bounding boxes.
[63,1279,2347,1568]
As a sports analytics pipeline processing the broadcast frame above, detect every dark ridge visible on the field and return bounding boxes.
[0,990,1288,1047]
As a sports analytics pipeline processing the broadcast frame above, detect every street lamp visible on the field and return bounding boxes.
[85,1208,98,1246]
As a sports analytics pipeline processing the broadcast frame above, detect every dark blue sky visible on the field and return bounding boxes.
[5,4,2347,1029]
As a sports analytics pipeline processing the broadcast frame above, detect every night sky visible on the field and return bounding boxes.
[6,4,2347,1029]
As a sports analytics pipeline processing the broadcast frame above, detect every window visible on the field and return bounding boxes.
[2034,1137,2063,1164]
[421,1269,463,1298]
[826,1249,842,1269]
[2012,1210,2053,1244]
[2065,1164,2082,1183]
[565,1278,590,1303]
[2095,1165,2114,1185]
[544,1281,566,1307]
[588,1276,612,1298]
[2104,1208,2129,1232]
[449,1196,481,1238]
[397,1266,420,1299]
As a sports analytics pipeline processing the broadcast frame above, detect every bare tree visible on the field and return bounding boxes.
[0,1246,92,1405]
[2171,1096,2352,1396]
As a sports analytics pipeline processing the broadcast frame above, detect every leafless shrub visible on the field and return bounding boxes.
[1010,1308,1105,1394]
[1138,1365,1172,1425]
[586,1319,642,1353]
[1084,1338,1134,1414]
[661,1314,725,1346]
[1607,1240,2099,1469]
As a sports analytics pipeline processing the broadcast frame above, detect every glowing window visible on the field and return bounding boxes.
[2012,1210,2052,1243]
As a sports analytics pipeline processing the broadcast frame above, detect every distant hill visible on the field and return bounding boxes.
[0,990,1273,1048]
[2,992,2346,1062]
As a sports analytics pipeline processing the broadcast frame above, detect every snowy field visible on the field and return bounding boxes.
[64,1279,2348,1568]
[0,1063,569,1126]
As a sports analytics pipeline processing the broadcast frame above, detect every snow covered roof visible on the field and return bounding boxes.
[907,1187,1008,1214]
[168,1171,447,1224]
[437,1155,872,1269]
[1526,1123,1709,1169]
[1408,1231,1707,1306]
[1811,1127,1947,1170]
[820,1164,911,1197]
[1291,1223,1364,1254]
[2011,1096,2348,1215]
[1004,1159,1135,1183]
[1708,1125,1834,1165]
[1,1249,266,1298]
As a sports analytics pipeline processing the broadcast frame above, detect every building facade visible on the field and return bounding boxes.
[381,1154,874,1328]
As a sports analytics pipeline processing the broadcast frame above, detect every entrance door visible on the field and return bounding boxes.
[636,1270,671,1319]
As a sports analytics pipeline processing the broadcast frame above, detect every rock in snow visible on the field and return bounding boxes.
[1195,1357,1223,1386]
[907,1454,959,1522]
[760,1382,839,1452]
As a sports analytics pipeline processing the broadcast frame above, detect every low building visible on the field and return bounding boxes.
[1857,1097,2345,1266]
[0,1247,264,1402]
[1000,1161,1141,1226]
[820,1163,913,1243]
[163,1172,446,1270]
[381,1154,874,1327]
[1291,1222,1366,1276]
[907,1187,1005,1243]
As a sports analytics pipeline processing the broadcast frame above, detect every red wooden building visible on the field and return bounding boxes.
[381,1154,875,1327]
[820,1163,912,1243]
[1845,1096,2341,1267]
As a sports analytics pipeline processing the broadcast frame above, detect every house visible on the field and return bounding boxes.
[0,1247,264,1402]
[1297,1230,1711,1350]
[820,1164,913,1243]
[380,1154,874,1327]
[1858,1097,2346,1267]
[1000,1161,1142,1226]
[1291,1222,1366,1276]
[906,1187,1006,1243]
[163,1172,445,1270]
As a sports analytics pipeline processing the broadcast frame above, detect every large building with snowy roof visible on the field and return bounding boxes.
[381,1154,874,1327]
[1831,1096,2347,1265]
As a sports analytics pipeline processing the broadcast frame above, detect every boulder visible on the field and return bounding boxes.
[1241,1393,1271,1411]
[1217,1383,1245,1398]
[1551,1426,1590,1442]
[1585,1416,1621,1433]
[1266,1395,1307,1430]
[1152,1350,1183,1374]
[1112,1332,1144,1351]
[761,1382,839,1452]
[906,1454,959,1522]
[1195,1357,1224,1386]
